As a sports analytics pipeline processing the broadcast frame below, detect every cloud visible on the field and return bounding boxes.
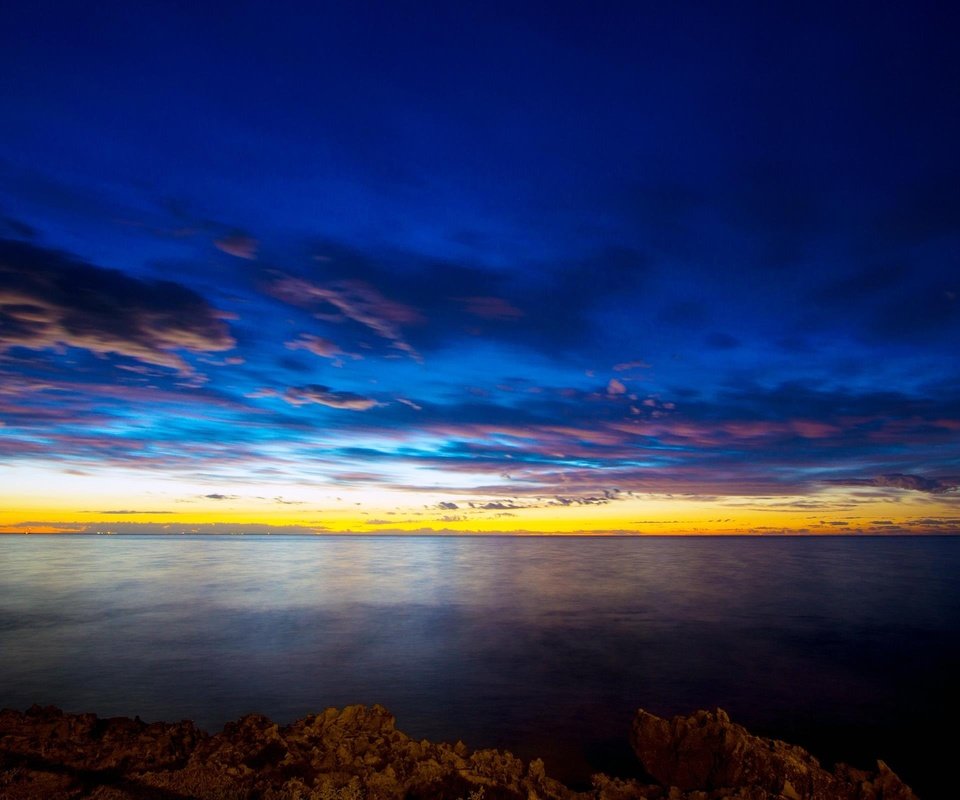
[613,359,650,371]
[16,521,332,535]
[0,239,234,374]
[214,233,258,259]
[459,296,524,320]
[265,242,651,360]
[551,492,618,506]
[807,262,959,346]
[282,384,378,411]
[300,377,960,500]
[270,275,421,359]
[246,387,280,399]
[607,378,627,395]
[285,333,358,364]
[1,216,37,240]
[99,510,174,514]
[828,473,958,494]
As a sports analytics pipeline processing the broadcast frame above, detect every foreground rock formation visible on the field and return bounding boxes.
[0,704,917,800]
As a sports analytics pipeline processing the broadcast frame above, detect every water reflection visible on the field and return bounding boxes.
[1,535,957,795]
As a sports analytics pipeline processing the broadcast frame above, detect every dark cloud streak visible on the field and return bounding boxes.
[0,239,235,374]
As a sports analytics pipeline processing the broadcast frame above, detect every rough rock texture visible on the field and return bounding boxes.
[630,708,917,800]
[0,704,917,800]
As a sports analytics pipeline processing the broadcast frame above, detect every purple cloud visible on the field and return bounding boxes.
[271,276,422,359]
[607,378,627,395]
[612,359,651,372]
[214,233,258,259]
[284,333,364,368]
[283,384,378,411]
[828,473,958,494]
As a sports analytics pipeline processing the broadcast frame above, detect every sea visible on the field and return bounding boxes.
[1,535,957,797]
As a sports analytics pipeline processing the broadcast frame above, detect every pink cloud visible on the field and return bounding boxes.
[790,420,839,438]
[613,359,651,371]
[271,276,422,360]
[607,378,627,395]
[286,334,341,358]
[214,234,258,259]
[285,333,361,366]
[246,387,280,399]
[282,384,378,411]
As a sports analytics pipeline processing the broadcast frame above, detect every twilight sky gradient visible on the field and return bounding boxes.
[1,1,958,534]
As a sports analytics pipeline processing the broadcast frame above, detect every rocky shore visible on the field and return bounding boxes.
[0,704,917,800]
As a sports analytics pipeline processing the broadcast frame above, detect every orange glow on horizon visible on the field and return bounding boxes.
[1,466,954,536]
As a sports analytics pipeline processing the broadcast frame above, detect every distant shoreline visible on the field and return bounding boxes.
[3,530,959,537]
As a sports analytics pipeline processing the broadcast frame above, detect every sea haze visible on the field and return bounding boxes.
[1,535,957,796]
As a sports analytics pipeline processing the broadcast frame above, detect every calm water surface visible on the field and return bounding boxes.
[1,535,958,797]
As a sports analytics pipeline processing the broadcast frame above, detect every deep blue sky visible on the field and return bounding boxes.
[1,1,958,533]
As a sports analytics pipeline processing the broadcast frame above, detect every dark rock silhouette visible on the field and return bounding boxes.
[0,704,917,799]
[630,708,916,800]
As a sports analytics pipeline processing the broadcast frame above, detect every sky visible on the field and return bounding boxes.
[0,1,958,535]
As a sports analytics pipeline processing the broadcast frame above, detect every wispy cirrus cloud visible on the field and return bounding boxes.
[612,359,650,372]
[214,233,258,259]
[276,379,960,499]
[282,384,379,411]
[285,333,359,366]
[270,275,422,359]
[264,242,652,361]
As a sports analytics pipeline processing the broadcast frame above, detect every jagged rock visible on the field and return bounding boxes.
[0,704,918,800]
[630,708,917,800]
[0,703,203,772]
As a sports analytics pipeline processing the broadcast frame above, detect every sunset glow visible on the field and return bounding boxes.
[1,3,958,536]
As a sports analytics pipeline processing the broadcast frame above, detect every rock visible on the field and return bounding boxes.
[0,704,203,772]
[0,704,918,800]
[630,708,917,800]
